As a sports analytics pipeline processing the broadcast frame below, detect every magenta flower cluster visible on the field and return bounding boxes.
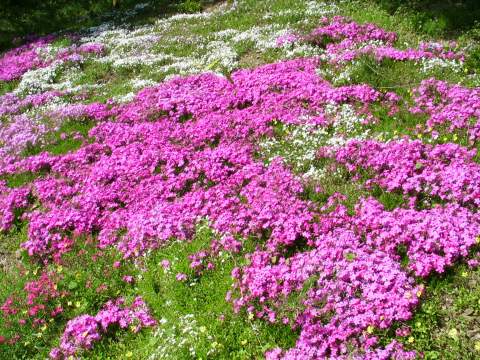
[232,189,480,358]
[0,36,105,82]
[0,181,30,230]
[325,139,480,208]
[411,78,480,142]
[49,296,155,359]
[281,16,462,64]
[0,58,390,262]
[0,36,54,81]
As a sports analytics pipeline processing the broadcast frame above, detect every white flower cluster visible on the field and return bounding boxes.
[305,0,341,17]
[7,0,352,103]
[147,314,216,360]
[36,44,64,62]
[130,78,158,90]
[15,61,64,95]
[202,41,239,72]
[74,0,344,81]
[259,104,369,180]
[420,57,463,74]
[260,122,329,179]
[112,92,136,103]
[324,103,368,138]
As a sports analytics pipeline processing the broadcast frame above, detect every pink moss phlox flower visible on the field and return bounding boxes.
[283,16,463,65]
[50,297,155,359]
[0,36,477,358]
[326,139,480,207]
[176,273,188,281]
[0,36,55,81]
[411,78,480,141]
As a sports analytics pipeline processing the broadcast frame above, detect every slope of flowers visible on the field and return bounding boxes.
[0,58,390,261]
[1,5,480,359]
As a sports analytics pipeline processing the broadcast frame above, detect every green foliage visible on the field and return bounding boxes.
[90,224,297,359]
[2,171,43,188]
[21,118,95,158]
[0,237,137,359]
[0,80,19,96]
[376,263,480,360]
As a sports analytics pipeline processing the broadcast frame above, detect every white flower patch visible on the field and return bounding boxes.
[164,11,215,23]
[36,44,65,62]
[15,61,64,95]
[260,103,369,180]
[260,123,329,179]
[213,29,240,39]
[112,92,136,103]
[325,103,367,135]
[26,97,69,115]
[284,43,324,58]
[420,57,463,74]
[323,104,371,148]
[130,78,158,90]
[305,1,341,17]
[147,314,215,360]
[202,41,238,71]
[160,58,203,77]
[231,24,288,52]
[67,0,347,81]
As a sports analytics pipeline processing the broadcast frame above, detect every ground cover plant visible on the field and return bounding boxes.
[1,0,480,359]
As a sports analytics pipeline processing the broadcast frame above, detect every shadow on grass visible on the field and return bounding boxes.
[375,0,480,37]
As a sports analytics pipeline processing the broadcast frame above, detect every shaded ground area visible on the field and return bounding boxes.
[0,0,220,51]
[375,0,480,37]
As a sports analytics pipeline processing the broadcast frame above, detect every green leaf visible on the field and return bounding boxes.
[206,59,221,71]
[345,252,356,262]
[68,280,78,290]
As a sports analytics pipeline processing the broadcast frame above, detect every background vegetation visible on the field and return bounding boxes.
[375,0,480,37]
[0,0,215,51]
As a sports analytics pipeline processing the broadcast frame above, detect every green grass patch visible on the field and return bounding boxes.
[90,224,298,359]
[377,262,480,360]
[0,80,19,96]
